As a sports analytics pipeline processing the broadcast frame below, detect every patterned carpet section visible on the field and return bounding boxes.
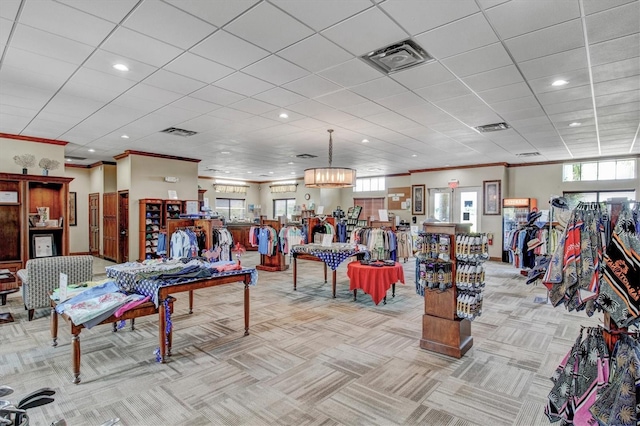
[0,254,599,425]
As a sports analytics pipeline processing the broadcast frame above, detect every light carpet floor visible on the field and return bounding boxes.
[0,253,599,425]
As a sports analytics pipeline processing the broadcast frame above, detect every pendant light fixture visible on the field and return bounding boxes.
[304,129,356,188]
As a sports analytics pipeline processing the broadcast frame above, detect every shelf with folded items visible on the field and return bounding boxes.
[139,199,163,261]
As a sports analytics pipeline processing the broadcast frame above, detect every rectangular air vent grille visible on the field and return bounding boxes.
[161,127,198,137]
[516,152,542,157]
[475,122,510,132]
[65,155,86,160]
[296,153,317,159]
[362,39,433,74]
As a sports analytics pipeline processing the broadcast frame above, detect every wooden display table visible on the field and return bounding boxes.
[0,272,18,323]
[346,261,404,305]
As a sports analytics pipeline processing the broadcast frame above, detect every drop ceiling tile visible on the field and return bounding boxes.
[123,1,216,49]
[3,47,78,83]
[190,30,269,70]
[528,69,591,95]
[596,90,640,107]
[380,0,479,35]
[170,96,221,114]
[518,47,588,80]
[315,90,369,109]
[123,83,184,104]
[593,58,640,83]
[271,0,372,31]
[313,108,357,124]
[477,82,532,103]
[318,59,381,87]
[253,87,306,107]
[462,65,524,92]
[0,17,11,46]
[321,8,407,56]
[154,105,206,123]
[491,96,540,112]
[598,101,640,116]
[0,103,38,119]
[62,71,133,103]
[188,83,246,106]
[165,0,259,27]
[594,75,640,96]
[165,52,235,84]
[283,74,342,98]
[586,2,639,45]
[110,93,166,114]
[505,19,585,62]
[83,49,158,83]
[19,0,114,46]
[377,91,427,110]
[415,13,498,60]
[10,24,94,65]
[102,27,183,68]
[243,55,309,86]
[278,35,353,73]
[543,99,593,115]
[287,117,327,130]
[214,72,274,97]
[441,43,513,77]
[0,0,20,20]
[589,33,640,66]
[538,85,594,106]
[229,98,277,115]
[366,111,418,129]
[485,0,579,40]
[260,109,306,122]
[225,2,313,53]
[389,62,456,90]
[350,77,407,100]
[143,70,206,95]
[583,0,637,15]
[339,101,389,118]
[0,63,67,94]
[501,106,547,121]
[207,107,253,121]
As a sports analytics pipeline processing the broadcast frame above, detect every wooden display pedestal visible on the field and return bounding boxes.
[255,217,289,272]
[256,263,289,272]
[420,314,473,359]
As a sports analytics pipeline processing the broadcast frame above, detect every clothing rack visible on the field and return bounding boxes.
[255,216,288,272]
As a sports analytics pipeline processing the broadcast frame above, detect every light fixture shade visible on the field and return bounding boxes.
[304,167,356,188]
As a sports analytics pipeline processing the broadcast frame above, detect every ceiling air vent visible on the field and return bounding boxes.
[516,152,542,157]
[160,127,198,137]
[361,39,433,74]
[296,153,317,159]
[65,155,86,160]
[475,122,511,132]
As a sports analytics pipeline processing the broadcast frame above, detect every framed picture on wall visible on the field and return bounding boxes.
[483,180,501,215]
[411,184,426,215]
[32,234,55,258]
[68,192,77,226]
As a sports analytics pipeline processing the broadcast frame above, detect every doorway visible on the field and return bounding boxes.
[88,193,99,256]
[457,188,480,232]
[428,186,481,232]
[103,192,117,262]
[118,191,129,263]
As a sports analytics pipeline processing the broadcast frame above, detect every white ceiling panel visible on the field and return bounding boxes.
[253,87,306,107]
[415,13,498,60]
[67,67,136,97]
[462,65,524,92]
[154,106,205,123]
[170,96,221,114]
[505,19,585,62]
[189,85,245,106]
[207,107,252,122]
[528,69,591,94]
[318,59,381,87]
[390,61,456,90]
[56,0,139,23]
[83,49,158,83]
[271,0,372,31]
[586,2,639,45]
[380,0,479,35]
[228,98,277,115]
[3,47,78,83]
[165,0,259,28]
[339,101,390,118]
[213,72,274,97]
[243,55,309,86]
[315,90,369,109]
[441,43,513,77]
[589,33,640,66]
[518,47,588,81]
[595,75,640,97]
[592,58,640,83]
[597,90,640,108]
[0,63,69,93]
[278,35,353,74]
[490,96,541,113]
[10,24,94,65]
[350,77,407,100]
[142,69,206,95]
[224,2,313,53]
[101,27,183,68]
[477,82,533,104]
[119,84,183,105]
[321,8,407,56]
[582,0,637,15]
[165,53,234,84]
[485,0,580,40]
[123,1,216,49]
[377,92,427,111]
[19,0,115,46]
[41,93,106,118]
[283,74,342,99]
[190,30,269,70]
[0,0,20,20]
[0,17,11,46]
[538,85,592,105]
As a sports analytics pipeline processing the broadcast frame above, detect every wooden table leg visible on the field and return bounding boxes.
[244,279,250,336]
[72,333,81,384]
[51,308,58,347]
[159,300,166,363]
[353,289,357,301]
[189,290,193,314]
[324,263,327,283]
[332,270,337,298]
[392,283,396,297]
[293,257,297,291]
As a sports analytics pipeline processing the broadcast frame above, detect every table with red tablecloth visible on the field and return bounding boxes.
[346,262,405,305]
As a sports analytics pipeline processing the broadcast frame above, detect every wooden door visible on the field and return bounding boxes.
[88,193,99,256]
[118,191,129,263]
[103,192,117,262]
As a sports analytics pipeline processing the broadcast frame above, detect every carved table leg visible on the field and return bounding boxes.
[392,283,396,298]
[244,280,250,336]
[332,270,337,298]
[189,290,193,314]
[293,257,297,291]
[72,333,81,384]
[158,301,166,363]
[51,308,58,347]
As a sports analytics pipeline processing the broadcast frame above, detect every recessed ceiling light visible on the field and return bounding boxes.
[113,63,129,72]
[412,154,417,157]
[269,171,274,174]
[569,122,582,127]
[121,134,129,139]
[279,113,289,119]
[362,139,369,143]
[552,79,568,86]
[247,171,252,174]
[287,161,294,165]
[66,158,72,162]
[224,171,230,174]
[88,149,95,153]
[221,151,230,154]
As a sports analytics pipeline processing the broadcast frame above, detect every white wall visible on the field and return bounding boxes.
[0,137,66,176]
[64,167,91,254]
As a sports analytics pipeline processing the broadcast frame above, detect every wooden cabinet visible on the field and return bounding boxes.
[227,224,257,251]
[419,222,472,359]
[164,200,182,223]
[139,198,162,260]
[0,173,73,271]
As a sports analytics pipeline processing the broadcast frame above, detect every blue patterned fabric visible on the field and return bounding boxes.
[291,244,369,270]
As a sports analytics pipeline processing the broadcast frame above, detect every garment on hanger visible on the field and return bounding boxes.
[279,225,305,254]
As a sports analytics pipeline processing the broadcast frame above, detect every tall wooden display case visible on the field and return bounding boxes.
[139,198,163,260]
[420,222,472,358]
[0,173,73,272]
[164,199,182,222]
[256,217,288,272]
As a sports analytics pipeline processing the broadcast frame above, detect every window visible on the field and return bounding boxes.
[353,197,385,221]
[273,198,296,220]
[354,177,385,192]
[562,159,636,181]
[563,190,636,210]
[215,198,245,219]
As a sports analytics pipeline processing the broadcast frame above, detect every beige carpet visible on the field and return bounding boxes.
[0,253,599,425]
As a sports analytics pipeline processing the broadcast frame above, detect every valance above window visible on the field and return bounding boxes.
[270,184,298,193]
[214,184,248,194]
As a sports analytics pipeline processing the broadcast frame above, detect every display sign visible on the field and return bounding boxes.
[503,198,530,207]
[0,191,18,203]
[59,273,68,302]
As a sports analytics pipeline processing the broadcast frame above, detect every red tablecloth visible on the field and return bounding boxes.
[347,262,405,305]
